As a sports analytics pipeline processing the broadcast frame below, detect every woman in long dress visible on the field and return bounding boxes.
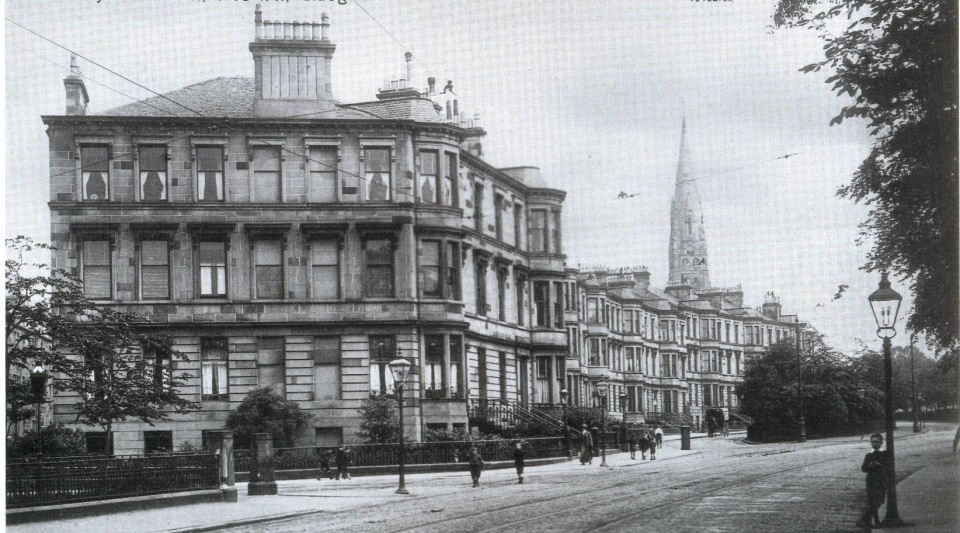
[579,425,594,465]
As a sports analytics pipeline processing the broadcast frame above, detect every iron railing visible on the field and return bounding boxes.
[6,453,219,509]
[234,436,574,474]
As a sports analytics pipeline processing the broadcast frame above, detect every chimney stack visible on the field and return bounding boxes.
[405,52,414,91]
[63,54,89,116]
[250,7,337,118]
[761,291,782,320]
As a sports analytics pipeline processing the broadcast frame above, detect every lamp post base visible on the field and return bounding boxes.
[395,487,409,495]
[881,517,905,527]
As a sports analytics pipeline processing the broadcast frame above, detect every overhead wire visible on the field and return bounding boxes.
[616,153,800,199]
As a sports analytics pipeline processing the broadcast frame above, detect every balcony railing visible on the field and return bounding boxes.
[6,453,219,509]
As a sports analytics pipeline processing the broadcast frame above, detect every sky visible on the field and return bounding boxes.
[3,0,918,354]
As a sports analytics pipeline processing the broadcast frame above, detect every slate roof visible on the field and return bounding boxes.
[98,77,445,123]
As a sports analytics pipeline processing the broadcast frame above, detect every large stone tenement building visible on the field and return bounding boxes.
[44,8,806,454]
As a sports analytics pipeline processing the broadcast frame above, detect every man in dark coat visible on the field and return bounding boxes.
[468,447,484,487]
[335,446,352,480]
[858,433,889,528]
[513,442,525,484]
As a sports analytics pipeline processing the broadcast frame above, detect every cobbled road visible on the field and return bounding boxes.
[217,425,952,533]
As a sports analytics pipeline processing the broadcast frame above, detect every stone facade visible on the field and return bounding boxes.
[44,9,571,455]
[43,9,808,454]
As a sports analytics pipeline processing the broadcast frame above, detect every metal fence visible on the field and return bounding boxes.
[235,436,574,473]
[6,453,219,509]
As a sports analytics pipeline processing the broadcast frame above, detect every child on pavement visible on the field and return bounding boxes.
[468,447,484,487]
[858,433,889,528]
[513,442,525,484]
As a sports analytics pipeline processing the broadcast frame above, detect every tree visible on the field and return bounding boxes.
[739,336,883,440]
[356,394,401,444]
[6,236,198,455]
[225,387,312,449]
[773,1,959,354]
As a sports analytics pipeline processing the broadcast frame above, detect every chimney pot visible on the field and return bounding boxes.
[321,12,330,41]
[293,22,302,40]
[428,77,436,94]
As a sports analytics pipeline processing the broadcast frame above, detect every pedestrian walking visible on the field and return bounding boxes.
[579,425,594,465]
[317,449,333,480]
[468,447,484,487]
[335,446,352,480]
[857,433,889,528]
[628,434,637,460]
[654,426,664,449]
[722,423,730,437]
[513,442,525,484]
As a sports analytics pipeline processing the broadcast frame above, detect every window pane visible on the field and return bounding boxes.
[314,365,341,401]
[199,241,226,264]
[83,241,111,298]
[257,266,283,298]
[197,147,223,171]
[443,153,456,206]
[141,266,169,299]
[141,241,168,265]
[420,241,440,297]
[253,147,281,202]
[309,146,337,202]
[365,266,394,298]
[313,266,338,299]
[366,148,391,201]
[446,243,460,300]
[365,240,393,297]
[257,337,284,364]
[419,151,437,204]
[313,337,341,364]
[530,210,547,253]
[369,336,395,361]
[81,146,110,171]
[81,146,110,201]
[311,237,339,298]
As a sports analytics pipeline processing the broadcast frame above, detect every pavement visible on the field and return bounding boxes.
[7,430,957,533]
[891,445,959,533]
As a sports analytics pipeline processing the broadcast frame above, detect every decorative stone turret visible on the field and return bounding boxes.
[668,118,710,290]
[63,54,89,116]
[250,5,337,118]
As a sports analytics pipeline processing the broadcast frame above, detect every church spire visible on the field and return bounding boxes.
[668,117,710,290]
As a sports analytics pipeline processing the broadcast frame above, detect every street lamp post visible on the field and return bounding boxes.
[796,321,807,442]
[388,357,413,495]
[868,272,904,527]
[619,392,628,452]
[595,377,609,467]
[560,389,571,459]
[30,366,48,454]
[909,333,920,433]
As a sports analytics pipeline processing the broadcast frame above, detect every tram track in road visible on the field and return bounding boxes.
[384,447,849,533]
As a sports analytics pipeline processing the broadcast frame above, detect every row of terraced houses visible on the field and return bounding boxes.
[42,7,809,455]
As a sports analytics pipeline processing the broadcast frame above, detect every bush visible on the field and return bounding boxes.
[226,387,312,449]
[7,424,88,458]
[356,394,401,444]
